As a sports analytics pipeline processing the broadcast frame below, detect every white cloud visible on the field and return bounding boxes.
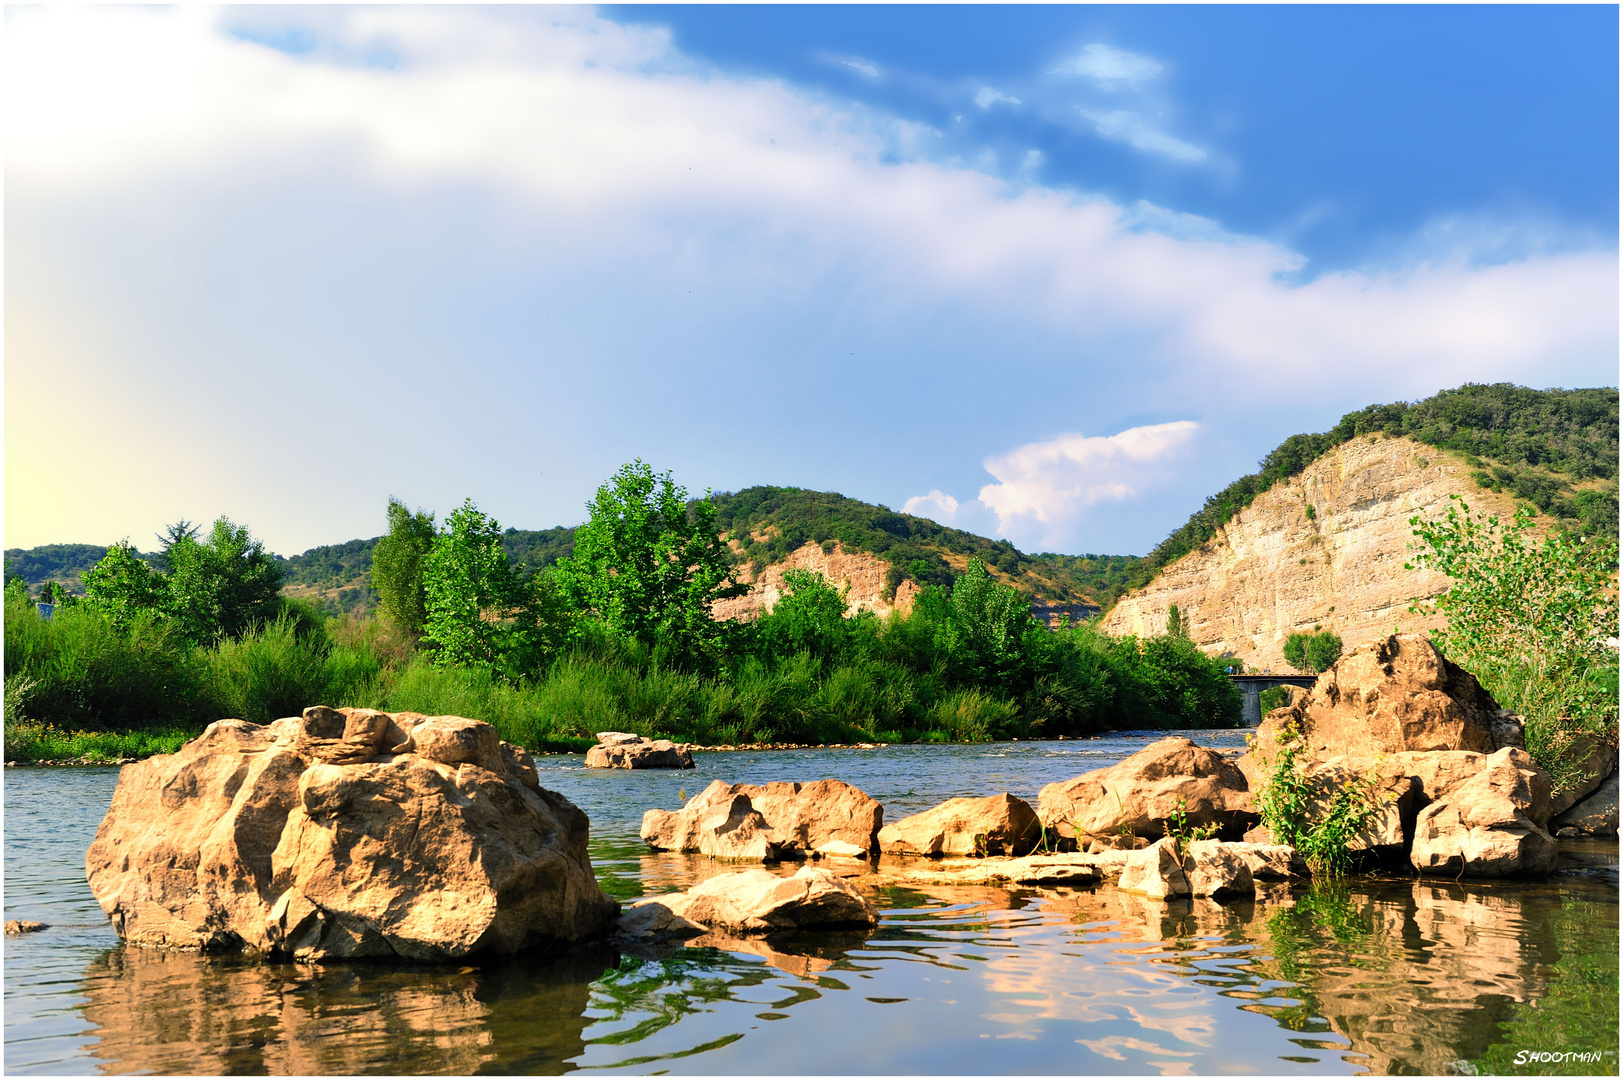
[903,490,959,523]
[977,422,1201,547]
[974,86,1021,110]
[838,56,880,78]
[1079,109,1207,164]
[1051,44,1163,90]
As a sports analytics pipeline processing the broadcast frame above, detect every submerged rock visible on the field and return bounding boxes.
[641,779,883,858]
[877,793,1042,857]
[5,919,48,935]
[584,731,694,770]
[619,866,877,939]
[85,707,619,962]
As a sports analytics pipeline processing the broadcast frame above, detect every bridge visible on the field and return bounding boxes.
[1227,672,1318,727]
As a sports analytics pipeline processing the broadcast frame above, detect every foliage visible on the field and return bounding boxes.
[1252,720,1381,875]
[371,497,437,638]
[1282,631,1343,673]
[3,720,195,763]
[1162,796,1217,858]
[750,569,854,666]
[1258,685,1293,715]
[1408,495,1620,788]
[1,542,136,597]
[1121,383,1619,600]
[162,518,286,643]
[82,540,170,630]
[557,462,747,665]
[423,500,543,673]
[1166,604,1186,638]
[939,558,1036,691]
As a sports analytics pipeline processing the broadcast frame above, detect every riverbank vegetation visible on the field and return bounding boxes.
[4,463,1241,761]
[1408,495,1620,792]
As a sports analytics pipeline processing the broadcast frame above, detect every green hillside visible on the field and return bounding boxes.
[1120,382,1619,599]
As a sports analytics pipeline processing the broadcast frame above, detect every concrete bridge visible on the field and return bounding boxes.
[1228,673,1318,727]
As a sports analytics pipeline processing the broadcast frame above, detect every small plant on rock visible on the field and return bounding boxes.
[1162,796,1217,863]
[1254,720,1381,876]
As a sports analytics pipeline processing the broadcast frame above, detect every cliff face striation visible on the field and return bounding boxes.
[1101,435,1524,670]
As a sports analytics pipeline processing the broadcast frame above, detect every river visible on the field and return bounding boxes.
[4,734,1617,1075]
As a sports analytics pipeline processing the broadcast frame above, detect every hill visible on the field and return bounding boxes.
[1118,383,1618,600]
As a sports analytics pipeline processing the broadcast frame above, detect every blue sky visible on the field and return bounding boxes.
[6,6,1617,559]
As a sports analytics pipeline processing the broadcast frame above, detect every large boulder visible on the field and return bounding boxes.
[1249,634,1511,761]
[1411,747,1556,877]
[86,707,619,962]
[1038,737,1256,844]
[619,866,877,938]
[584,731,694,770]
[877,793,1041,857]
[642,779,883,856]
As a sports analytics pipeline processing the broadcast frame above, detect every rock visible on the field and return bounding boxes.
[642,779,883,856]
[1411,747,1556,877]
[1296,757,1420,856]
[584,732,694,770]
[1547,735,1617,818]
[693,794,794,861]
[878,852,1112,889]
[1181,840,1255,899]
[1224,843,1309,880]
[625,866,878,936]
[5,919,48,935]
[1552,770,1619,837]
[877,793,1041,857]
[1117,838,1191,899]
[615,899,706,942]
[85,707,619,962]
[1085,834,1150,852]
[1038,737,1256,843]
[812,839,871,860]
[1249,635,1505,762]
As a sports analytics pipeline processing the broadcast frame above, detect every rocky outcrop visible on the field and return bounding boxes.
[1248,635,1511,761]
[641,779,883,857]
[584,731,695,770]
[1410,748,1556,877]
[85,707,619,962]
[619,866,877,939]
[1547,735,1618,818]
[1038,737,1256,844]
[877,793,1041,857]
[1101,435,1526,670]
[712,541,922,621]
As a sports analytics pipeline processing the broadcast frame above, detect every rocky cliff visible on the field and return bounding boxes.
[1101,435,1525,670]
[712,541,923,620]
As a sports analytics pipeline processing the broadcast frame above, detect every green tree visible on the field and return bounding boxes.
[1408,496,1620,786]
[556,461,748,662]
[82,540,173,630]
[1283,630,1343,673]
[423,500,527,668]
[163,518,285,643]
[1167,604,1186,638]
[940,557,1034,690]
[756,568,851,664]
[371,497,436,638]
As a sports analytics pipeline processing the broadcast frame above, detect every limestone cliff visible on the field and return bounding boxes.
[1100,435,1525,670]
[712,542,923,621]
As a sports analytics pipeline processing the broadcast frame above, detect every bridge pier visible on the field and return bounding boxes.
[1227,673,1318,727]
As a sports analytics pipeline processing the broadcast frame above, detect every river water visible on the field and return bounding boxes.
[4,734,1617,1075]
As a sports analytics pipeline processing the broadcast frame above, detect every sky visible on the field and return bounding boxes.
[5,5,1618,559]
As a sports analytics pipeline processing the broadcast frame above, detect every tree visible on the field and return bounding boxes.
[556,461,748,662]
[423,500,526,668]
[1283,630,1342,673]
[163,518,285,642]
[756,568,850,664]
[939,557,1034,690]
[1167,604,1186,638]
[371,497,436,638]
[1408,496,1619,785]
[83,540,173,630]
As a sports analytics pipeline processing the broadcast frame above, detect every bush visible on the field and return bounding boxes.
[1283,631,1342,673]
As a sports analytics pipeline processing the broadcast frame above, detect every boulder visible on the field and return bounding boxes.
[5,920,48,935]
[584,731,694,770]
[622,866,877,937]
[1181,840,1255,899]
[692,794,794,861]
[1117,838,1190,900]
[1249,634,1508,762]
[877,793,1041,857]
[1547,736,1618,818]
[1411,747,1556,877]
[1224,843,1309,881]
[1551,770,1619,838]
[642,779,882,856]
[85,707,619,962]
[1038,737,1256,843]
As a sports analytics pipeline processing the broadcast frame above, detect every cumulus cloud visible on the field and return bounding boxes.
[4,7,1615,553]
[1079,109,1207,164]
[974,86,1021,109]
[977,422,1200,544]
[903,490,959,522]
[1051,44,1163,90]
